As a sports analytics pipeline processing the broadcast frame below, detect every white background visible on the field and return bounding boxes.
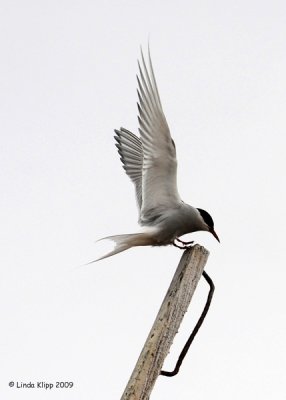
[1,0,285,399]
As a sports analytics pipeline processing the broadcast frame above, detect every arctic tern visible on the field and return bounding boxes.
[96,48,219,261]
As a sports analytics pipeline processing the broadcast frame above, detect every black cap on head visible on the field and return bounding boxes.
[197,208,214,229]
[197,208,220,242]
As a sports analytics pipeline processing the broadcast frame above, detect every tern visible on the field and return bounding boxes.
[96,48,219,261]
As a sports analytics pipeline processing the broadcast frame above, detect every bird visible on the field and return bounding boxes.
[96,47,219,261]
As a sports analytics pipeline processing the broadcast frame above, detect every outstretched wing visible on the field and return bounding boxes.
[114,127,143,209]
[137,48,181,220]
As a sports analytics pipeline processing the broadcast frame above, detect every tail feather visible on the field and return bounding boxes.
[91,233,154,263]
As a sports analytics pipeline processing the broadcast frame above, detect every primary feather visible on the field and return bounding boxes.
[137,48,181,221]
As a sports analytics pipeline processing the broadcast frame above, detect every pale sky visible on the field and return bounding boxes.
[1,0,285,399]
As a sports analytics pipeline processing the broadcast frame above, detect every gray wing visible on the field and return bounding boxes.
[114,127,143,209]
[137,48,181,220]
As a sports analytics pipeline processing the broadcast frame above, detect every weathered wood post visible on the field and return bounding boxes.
[121,244,209,400]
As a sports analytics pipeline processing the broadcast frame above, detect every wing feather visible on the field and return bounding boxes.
[114,128,143,209]
[137,48,181,222]
[114,48,182,222]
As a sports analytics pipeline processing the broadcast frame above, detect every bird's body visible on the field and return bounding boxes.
[140,203,206,245]
[96,48,219,261]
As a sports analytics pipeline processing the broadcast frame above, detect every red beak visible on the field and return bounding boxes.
[210,229,220,243]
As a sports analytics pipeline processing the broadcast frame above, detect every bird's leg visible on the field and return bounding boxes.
[172,241,186,249]
[176,237,194,246]
[173,238,194,249]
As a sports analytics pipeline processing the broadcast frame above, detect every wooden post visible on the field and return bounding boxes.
[121,244,209,400]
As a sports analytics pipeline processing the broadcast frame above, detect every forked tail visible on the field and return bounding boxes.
[92,232,155,262]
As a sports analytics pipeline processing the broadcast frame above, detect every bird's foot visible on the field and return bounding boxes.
[173,242,186,249]
[176,237,194,246]
[173,238,194,250]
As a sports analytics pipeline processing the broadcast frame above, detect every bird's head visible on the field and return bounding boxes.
[196,208,220,242]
